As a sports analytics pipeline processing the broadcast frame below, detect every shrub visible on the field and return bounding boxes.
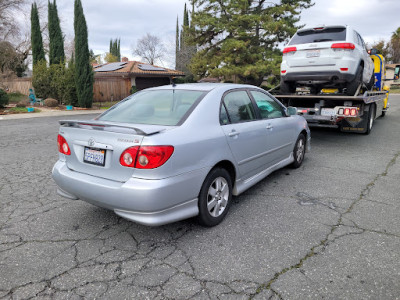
[44,98,58,107]
[130,86,137,94]
[0,89,9,108]
[16,100,29,107]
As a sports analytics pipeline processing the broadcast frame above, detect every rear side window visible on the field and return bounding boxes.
[289,27,346,45]
[222,91,256,124]
[98,90,206,126]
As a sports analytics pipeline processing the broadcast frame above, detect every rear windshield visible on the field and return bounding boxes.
[289,27,346,45]
[98,89,206,126]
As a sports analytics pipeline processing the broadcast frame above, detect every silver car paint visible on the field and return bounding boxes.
[52,83,310,226]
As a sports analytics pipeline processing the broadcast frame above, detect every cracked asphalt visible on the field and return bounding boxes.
[1,95,399,300]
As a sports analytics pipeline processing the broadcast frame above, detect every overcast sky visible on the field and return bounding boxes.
[31,0,400,68]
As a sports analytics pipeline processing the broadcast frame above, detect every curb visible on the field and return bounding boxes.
[0,109,105,120]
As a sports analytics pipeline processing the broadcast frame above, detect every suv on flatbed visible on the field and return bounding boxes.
[280,25,375,95]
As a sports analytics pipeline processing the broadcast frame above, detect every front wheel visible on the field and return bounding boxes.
[197,168,233,227]
[290,133,306,168]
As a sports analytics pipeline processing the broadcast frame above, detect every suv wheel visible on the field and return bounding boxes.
[346,65,363,96]
[280,79,296,94]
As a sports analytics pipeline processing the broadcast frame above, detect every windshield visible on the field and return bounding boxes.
[289,27,346,45]
[98,89,206,126]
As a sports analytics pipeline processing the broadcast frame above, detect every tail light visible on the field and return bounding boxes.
[337,107,358,117]
[57,134,71,155]
[120,146,174,169]
[331,43,355,51]
[283,47,297,55]
[340,68,349,72]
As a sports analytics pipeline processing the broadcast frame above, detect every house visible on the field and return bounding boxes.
[93,58,185,102]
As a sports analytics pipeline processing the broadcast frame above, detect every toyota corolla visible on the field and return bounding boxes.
[52,83,310,226]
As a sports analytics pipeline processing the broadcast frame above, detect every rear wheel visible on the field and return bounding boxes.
[367,72,375,90]
[365,104,375,135]
[346,65,363,96]
[280,79,296,94]
[309,86,320,95]
[197,168,232,227]
[290,133,306,168]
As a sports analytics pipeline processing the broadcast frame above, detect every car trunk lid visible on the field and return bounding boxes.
[58,120,171,182]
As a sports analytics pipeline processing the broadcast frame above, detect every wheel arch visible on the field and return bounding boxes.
[212,160,236,185]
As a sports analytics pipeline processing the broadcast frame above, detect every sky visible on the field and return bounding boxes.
[24,0,400,68]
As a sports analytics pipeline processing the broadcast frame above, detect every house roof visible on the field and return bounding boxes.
[93,61,185,77]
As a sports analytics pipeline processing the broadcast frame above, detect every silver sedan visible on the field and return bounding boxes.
[52,83,310,226]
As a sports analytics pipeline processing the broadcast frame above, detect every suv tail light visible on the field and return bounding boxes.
[331,43,355,51]
[57,134,71,155]
[283,47,297,55]
[120,146,174,169]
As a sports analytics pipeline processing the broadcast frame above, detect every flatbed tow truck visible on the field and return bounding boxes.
[272,53,389,135]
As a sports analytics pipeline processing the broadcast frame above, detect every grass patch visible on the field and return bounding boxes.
[389,88,400,94]
[92,101,119,109]
[8,92,29,103]
[8,107,41,114]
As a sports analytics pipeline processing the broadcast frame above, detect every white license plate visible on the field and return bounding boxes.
[84,147,106,166]
[321,108,335,116]
[306,50,320,58]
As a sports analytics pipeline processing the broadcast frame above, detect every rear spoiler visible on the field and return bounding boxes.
[59,120,170,136]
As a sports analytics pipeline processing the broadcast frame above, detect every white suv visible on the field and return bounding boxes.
[280,25,374,95]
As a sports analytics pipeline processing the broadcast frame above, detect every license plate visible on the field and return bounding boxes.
[306,50,320,58]
[321,108,335,116]
[84,147,106,166]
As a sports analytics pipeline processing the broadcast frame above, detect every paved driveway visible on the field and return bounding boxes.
[0,96,399,299]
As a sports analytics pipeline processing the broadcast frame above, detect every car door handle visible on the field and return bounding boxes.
[228,131,240,137]
[266,124,273,130]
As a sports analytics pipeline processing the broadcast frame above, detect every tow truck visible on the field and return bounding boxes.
[273,51,389,134]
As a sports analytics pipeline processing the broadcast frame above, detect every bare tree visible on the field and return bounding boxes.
[133,33,165,65]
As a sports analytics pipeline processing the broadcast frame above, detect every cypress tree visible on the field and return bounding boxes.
[117,38,121,61]
[31,2,45,65]
[74,0,93,108]
[175,16,180,70]
[48,0,65,65]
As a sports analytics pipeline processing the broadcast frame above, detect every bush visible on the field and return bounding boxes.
[130,86,137,94]
[0,89,9,108]
[44,98,58,107]
[16,100,29,107]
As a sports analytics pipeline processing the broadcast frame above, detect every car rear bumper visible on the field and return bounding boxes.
[282,71,355,84]
[52,160,208,226]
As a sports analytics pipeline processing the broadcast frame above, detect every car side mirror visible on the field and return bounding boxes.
[287,106,297,116]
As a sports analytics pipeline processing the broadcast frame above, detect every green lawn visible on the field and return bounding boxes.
[8,107,41,113]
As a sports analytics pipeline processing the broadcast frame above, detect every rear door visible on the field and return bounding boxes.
[220,90,270,179]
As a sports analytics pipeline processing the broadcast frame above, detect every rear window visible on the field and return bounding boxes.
[289,27,346,45]
[98,89,206,126]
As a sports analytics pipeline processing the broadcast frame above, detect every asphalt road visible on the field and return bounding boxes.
[0,95,399,300]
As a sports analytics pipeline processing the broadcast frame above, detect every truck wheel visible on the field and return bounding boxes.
[280,79,296,94]
[290,133,306,168]
[197,168,232,227]
[365,104,375,135]
[346,65,363,96]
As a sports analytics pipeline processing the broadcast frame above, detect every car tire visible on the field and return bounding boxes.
[197,168,232,227]
[290,133,306,168]
[280,79,296,94]
[346,65,363,96]
[310,86,320,95]
[367,72,375,90]
[365,104,375,135]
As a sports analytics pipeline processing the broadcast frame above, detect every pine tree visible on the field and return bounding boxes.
[190,0,313,85]
[74,0,93,108]
[48,0,65,65]
[31,2,45,65]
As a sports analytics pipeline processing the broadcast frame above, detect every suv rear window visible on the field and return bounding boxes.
[289,27,346,45]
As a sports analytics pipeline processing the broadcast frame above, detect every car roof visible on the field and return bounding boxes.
[146,83,259,92]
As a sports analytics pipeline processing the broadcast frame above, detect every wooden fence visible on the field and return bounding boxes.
[1,78,32,95]
[93,76,131,102]
[1,76,131,103]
